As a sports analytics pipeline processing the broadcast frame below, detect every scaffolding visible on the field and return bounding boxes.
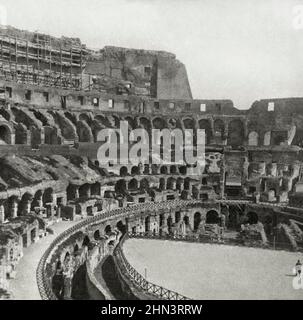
[0,31,88,90]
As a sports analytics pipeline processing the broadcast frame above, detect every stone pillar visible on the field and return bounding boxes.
[24,200,31,215]
[11,200,18,219]
[74,187,79,199]
[0,204,5,224]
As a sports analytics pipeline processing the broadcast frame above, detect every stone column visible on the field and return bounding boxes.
[11,200,18,219]
[74,187,79,199]
[0,204,5,224]
[24,200,31,215]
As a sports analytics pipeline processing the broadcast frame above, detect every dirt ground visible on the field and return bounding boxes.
[123,238,303,300]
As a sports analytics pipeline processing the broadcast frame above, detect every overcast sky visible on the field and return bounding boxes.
[0,0,302,108]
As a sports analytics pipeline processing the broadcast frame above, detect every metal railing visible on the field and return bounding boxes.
[114,234,190,300]
[36,199,201,300]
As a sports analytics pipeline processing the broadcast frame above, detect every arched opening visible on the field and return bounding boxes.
[31,190,43,211]
[131,166,140,175]
[128,178,138,191]
[153,117,166,130]
[43,188,53,206]
[179,166,187,175]
[198,119,212,144]
[145,216,150,233]
[167,216,173,232]
[115,179,127,194]
[166,178,176,190]
[151,164,159,175]
[64,252,70,263]
[140,178,149,191]
[116,220,126,234]
[104,225,112,236]
[184,178,191,190]
[194,212,202,231]
[30,228,36,243]
[175,211,181,223]
[227,119,244,147]
[120,166,128,177]
[214,119,225,141]
[18,193,33,216]
[183,215,190,226]
[79,184,90,198]
[170,165,177,174]
[160,166,168,175]
[94,230,101,240]
[82,236,90,247]
[176,178,184,192]
[74,244,79,254]
[247,212,259,224]
[202,177,207,185]
[0,125,11,144]
[66,185,77,201]
[248,131,259,146]
[159,178,166,191]
[91,182,101,196]
[206,210,220,224]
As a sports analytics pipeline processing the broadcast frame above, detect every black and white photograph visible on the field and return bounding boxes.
[0,0,302,311]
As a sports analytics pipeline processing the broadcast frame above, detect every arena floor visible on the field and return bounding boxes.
[123,239,303,300]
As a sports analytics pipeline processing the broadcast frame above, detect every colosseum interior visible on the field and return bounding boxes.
[0,24,302,300]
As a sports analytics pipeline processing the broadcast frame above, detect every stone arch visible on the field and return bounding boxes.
[176,178,184,192]
[228,119,245,146]
[94,230,101,240]
[170,165,177,174]
[151,164,159,175]
[104,225,112,236]
[66,185,77,201]
[183,215,190,225]
[264,131,271,146]
[17,192,33,216]
[91,182,101,196]
[179,166,187,175]
[198,119,212,144]
[5,196,19,219]
[74,244,79,254]
[166,177,176,190]
[183,117,195,130]
[79,184,90,198]
[42,188,53,206]
[50,112,78,142]
[64,112,78,125]
[131,166,140,175]
[120,166,128,177]
[184,177,191,190]
[76,121,94,142]
[0,122,14,144]
[15,123,28,144]
[124,116,136,130]
[160,166,168,175]
[140,178,149,190]
[95,115,112,128]
[79,113,91,125]
[116,220,126,234]
[206,210,220,224]
[152,117,166,130]
[194,212,202,231]
[128,178,138,191]
[214,119,225,140]
[115,179,127,194]
[82,235,91,247]
[247,212,259,224]
[248,131,259,146]
[31,190,43,211]
[159,177,166,190]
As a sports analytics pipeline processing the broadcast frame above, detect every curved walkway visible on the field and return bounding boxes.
[10,220,78,300]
